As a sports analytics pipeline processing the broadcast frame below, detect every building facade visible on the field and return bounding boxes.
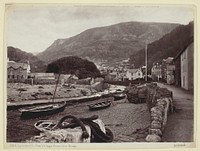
[7,60,31,82]
[151,63,162,81]
[180,42,194,90]
[174,40,194,91]
[126,69,143,81]
[161,57,175,84]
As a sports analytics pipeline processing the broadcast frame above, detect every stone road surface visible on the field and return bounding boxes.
[157,83,194,142]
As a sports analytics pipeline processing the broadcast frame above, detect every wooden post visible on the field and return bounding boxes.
[52,73,61,103]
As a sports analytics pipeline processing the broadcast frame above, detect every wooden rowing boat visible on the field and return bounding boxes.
[88,101,111,111]
[19,102,66,119]
[34,119,70,132]
[113,93,126,101]
[34,120,59,131]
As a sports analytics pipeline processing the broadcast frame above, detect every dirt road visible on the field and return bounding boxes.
[157,83,194,142]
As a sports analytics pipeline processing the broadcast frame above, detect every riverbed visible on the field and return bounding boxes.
[7,98,150,143]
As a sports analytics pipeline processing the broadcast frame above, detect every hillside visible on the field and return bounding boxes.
[46,56,101,79]
[37,21,179,63]
[7,46,46,72]
[129,21,194,70]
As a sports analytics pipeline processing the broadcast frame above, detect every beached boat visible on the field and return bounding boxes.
[34,120,59,131]
[34,119,69,132]
[88,101,111,111]
[113,93,126,101]
[19,73,67,119]
[19,102,66,119]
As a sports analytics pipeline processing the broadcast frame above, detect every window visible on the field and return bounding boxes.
[138,72,140,76]
[12,75,15,79]
[8,75,10,79]
[21,75,23,79]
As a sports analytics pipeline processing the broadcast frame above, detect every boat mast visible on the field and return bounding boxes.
[145,41,148,81]
[52,73,61,103]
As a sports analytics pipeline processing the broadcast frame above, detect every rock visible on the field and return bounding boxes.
[151,107,163,116]
[150,122,162,129]
[151,113,163,118]
[44,92,53,95]
[149,129,162,136]
[151,106,164,112]
[145,134,161,142]
[18,88,27,91]
[157,98,167,106]
[38,86,44,89]
[151,115,163,122]
[151,120,162,126]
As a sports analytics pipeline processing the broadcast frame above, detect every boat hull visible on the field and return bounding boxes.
[20,102,66,119]
[89,101,111,111]
[114,94,126,101]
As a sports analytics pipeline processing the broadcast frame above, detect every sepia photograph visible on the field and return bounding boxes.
[3,2,197,149]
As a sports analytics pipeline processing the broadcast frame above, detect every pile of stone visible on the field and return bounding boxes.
[126,85,147,104]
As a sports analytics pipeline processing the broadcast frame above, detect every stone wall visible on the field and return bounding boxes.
[126,82,174,142]
[25,79,57,85]
[146,97,173,142]
[145,84,174,142]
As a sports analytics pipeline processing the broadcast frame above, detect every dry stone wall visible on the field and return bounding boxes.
[126,83,174,142]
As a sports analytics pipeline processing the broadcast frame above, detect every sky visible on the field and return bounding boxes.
[7,5,194,54]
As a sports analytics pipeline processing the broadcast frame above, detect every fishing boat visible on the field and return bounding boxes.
[88,101,111,111]
[19,74,66,119]
[113,93,126,101]
[19,102,66,119]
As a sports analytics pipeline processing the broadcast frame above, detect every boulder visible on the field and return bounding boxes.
[146,134,161,142]
[151,107,163,116]
[149,129,162,136]
[151,115,163,122]
[150,122,162,129]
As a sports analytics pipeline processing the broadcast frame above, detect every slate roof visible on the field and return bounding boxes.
[127,69,140,73]
[7,61,29,70]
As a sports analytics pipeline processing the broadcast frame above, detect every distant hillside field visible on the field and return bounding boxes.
[37,21,179,63]
[129,22,194,70]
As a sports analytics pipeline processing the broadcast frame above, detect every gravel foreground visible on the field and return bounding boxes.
[7,98,150,143]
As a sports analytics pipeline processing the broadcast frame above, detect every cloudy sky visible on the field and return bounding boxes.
[7,5,194,54]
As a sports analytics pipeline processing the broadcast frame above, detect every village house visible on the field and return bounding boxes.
[161,57,175,84]
[7,59,31,83]
[118,72,127,81]
[166,64,175,84]
[151,63,162,81]
[125,69,143,81]
[109,72,118,81]
[174,40,194,90]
